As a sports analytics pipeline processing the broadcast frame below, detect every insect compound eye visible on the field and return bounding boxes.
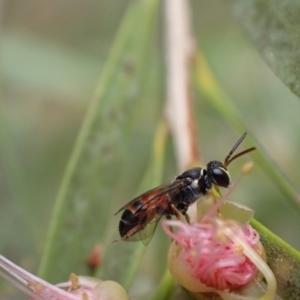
[211,167,230,187]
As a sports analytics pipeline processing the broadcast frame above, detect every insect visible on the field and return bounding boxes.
[114,132,256,245]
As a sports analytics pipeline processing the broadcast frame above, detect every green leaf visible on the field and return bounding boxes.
[252,219,300,300]
[38,0,161,283]
[227,0,300,98]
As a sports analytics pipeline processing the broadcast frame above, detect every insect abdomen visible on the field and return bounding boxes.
[119,209,136,236]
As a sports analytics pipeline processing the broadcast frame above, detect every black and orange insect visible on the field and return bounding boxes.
[114,132,255,245]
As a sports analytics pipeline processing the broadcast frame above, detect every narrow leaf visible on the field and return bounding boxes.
[252,219,300,300]
[38,0,160,283]
[227,0,300,98]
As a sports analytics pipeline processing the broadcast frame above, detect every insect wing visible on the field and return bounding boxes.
[138,214,165,245]
[116,179,189,243]
[114,179,188,215]
[124,200,169,245]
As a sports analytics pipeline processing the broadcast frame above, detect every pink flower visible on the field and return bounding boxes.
[0,255,128,300]
[162,218,260,291]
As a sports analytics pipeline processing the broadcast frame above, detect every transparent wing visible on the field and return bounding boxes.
[138,214,165,245]
[118,188,175,244]
[115,177,191,244]
[123,206,167,245]
[114,179,189,215]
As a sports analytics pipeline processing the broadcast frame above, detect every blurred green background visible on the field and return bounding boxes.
[1,0,300,299]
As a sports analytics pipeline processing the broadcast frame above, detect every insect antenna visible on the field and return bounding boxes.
[224,132,256,167]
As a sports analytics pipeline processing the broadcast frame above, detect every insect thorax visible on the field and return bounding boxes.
[172,167,212,214]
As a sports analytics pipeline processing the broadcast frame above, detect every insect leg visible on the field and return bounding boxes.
[166,215,174,235]
[170,204,181,220]
[182,211,190,224]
